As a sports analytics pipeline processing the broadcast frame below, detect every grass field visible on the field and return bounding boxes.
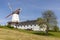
[49,32,60,37]
[0,27,60,40]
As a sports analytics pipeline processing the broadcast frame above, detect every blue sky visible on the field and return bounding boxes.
[0,0,60,27]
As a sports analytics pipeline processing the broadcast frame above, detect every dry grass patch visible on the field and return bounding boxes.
[0,28,60,40]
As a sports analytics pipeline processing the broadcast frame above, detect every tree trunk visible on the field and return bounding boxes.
[45,25,49,35]
[45,19,49,35]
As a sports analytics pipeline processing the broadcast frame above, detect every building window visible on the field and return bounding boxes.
[20,25,22,27]
[17,25,19,27]
[34,24,36,26]
[31,25,32,26]
[27,25,28,27]
[24,25,25,27]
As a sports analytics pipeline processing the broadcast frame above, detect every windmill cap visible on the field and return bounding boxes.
[18,8,20,10]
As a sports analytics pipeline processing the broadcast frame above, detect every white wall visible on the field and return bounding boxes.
[12,24,46,31]
[32,25,40,31]
[12,14,20,22]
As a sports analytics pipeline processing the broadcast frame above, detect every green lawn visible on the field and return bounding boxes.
[49,32,60,37]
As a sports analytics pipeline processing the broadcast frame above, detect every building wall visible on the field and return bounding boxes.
[11,24,46,31]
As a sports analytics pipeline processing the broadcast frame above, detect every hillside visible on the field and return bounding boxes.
[0,28,60,40]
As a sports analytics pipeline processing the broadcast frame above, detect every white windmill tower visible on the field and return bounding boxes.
[6,2,21,28]
[6,8,20,22]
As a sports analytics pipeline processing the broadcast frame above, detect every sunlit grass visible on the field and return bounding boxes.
[0,27,60,40]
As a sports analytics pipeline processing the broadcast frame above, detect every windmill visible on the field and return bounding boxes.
[6,8,20,22]
[6,2,21,28]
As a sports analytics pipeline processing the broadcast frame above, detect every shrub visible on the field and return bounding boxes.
[53,26,59,32]
[6,25,14,29]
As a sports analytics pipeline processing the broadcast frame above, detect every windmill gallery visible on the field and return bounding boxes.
[6,8,47,31]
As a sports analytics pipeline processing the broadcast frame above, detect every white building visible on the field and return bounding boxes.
[7,20,47,31]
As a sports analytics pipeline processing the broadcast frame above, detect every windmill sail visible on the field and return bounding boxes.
[8,2,13,12]
[6,9,20,18]
[5,13,13,18]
